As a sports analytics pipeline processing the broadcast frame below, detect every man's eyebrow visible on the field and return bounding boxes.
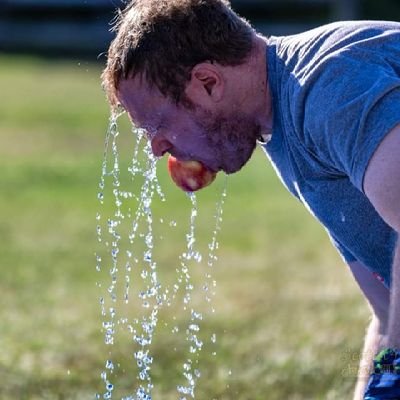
[130,107,166,132]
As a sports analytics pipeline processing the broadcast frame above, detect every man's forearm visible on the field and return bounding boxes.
[353,317,384,400]
[388,240,400,349]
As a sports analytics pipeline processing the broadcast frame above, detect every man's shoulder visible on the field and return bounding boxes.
[278,20,400,103]
[275,20,400,71]
[285,20,400,46]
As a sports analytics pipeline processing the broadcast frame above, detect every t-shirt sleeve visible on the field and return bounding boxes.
[329,233,357,263]
[303,52,400,193]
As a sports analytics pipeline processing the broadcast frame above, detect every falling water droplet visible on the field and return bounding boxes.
[96,113,227,399]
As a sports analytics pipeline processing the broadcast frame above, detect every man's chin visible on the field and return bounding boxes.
[222,150,255,174]
[222,161,247,175]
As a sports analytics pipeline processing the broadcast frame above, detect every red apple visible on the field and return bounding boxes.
[167,156,217,192]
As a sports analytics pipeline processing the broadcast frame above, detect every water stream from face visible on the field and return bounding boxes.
[95,113,227,399]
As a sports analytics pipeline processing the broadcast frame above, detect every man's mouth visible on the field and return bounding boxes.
[168,153,218,175]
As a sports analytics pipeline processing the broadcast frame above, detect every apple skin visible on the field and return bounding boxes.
[167,156,217,192]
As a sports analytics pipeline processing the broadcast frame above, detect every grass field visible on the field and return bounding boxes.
[0,54,370,399]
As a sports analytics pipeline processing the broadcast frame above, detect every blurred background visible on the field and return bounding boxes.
[0,1,399,399]
[1,0,400,56]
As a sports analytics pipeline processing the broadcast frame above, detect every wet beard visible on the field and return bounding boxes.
[195,108,259,174]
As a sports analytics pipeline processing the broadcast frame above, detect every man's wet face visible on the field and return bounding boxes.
[118,78,259,174]
[193,105,260,174]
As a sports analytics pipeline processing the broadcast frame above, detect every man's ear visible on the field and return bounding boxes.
[185,63,224,105]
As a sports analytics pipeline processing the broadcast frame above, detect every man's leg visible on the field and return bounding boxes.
[347,261,390,400]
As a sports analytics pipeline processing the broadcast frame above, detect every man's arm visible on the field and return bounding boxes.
[364,123,400,349]
[347,260,391,400]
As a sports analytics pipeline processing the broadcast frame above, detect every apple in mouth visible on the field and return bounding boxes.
[167,156,217,192]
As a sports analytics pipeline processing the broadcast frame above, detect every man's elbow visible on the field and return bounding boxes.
[364,123,400,232]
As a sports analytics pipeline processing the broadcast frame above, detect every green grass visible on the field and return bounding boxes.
[0,54,370,399]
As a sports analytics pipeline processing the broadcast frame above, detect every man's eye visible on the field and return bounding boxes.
[147,130,156,139]
[143,127,157,140]
[134,128,149,140]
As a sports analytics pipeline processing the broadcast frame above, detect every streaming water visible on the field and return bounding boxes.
[95,112,227,399]
[175,187,226,399]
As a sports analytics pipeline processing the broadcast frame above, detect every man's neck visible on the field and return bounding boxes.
[220,34,273,136]
[248,34,273,137]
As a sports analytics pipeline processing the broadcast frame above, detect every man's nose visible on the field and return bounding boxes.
[151,135,173,157]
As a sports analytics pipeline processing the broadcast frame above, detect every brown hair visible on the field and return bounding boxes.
[102,0,255,108]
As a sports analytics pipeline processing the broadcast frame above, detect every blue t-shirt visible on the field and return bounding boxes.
[262,21,400,288]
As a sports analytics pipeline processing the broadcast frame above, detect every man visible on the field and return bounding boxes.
[101,1,400,398]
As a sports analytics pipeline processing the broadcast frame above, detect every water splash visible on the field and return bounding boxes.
[95,112,227,399]
[175,180,227,399]
[96,113,161,399]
